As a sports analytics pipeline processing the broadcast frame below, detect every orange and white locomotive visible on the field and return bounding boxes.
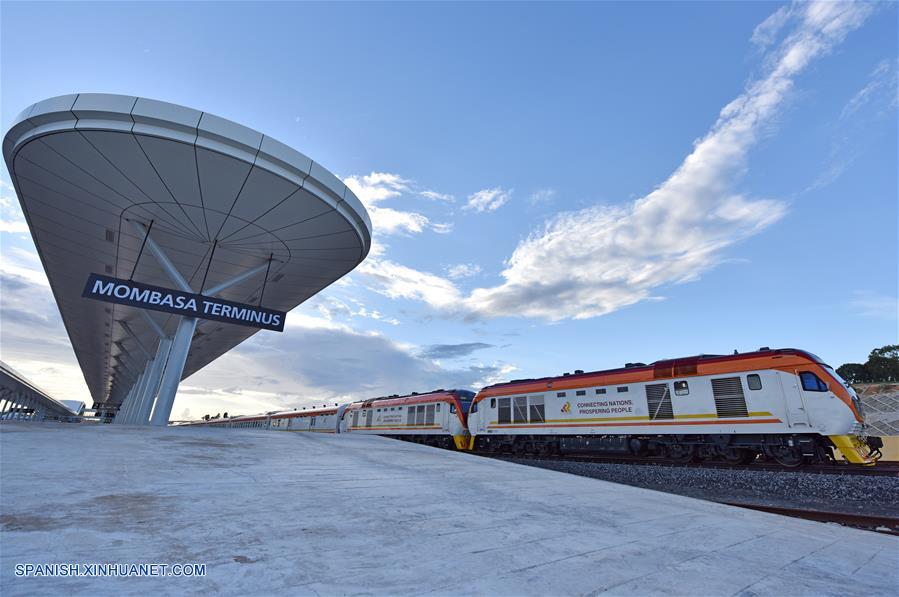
[340,389,474,450]
[467,348,882,466]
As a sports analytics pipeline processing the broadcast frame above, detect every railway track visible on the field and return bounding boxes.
[484,453,899,476]
[721,502,899,535]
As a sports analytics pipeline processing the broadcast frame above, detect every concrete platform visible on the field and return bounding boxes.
[1,423,897,596]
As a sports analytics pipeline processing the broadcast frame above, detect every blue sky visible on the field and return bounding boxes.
[1,1,896,418]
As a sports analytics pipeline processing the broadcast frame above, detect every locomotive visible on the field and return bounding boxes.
[183,348,882,467]
[467,348,882,466]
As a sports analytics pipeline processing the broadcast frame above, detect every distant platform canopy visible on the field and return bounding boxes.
[3,94,372,414]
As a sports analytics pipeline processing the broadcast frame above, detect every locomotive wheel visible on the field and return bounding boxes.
[668,444,696,463]
[722,448,755,465]
[771,446,803,467]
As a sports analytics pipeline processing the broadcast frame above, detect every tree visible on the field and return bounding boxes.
[866,344,899,382]
[838,345,899,384]
[836,363,871,384]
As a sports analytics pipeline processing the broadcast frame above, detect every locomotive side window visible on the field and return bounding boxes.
[617,386,629,393]
[800,372,828,392]
[576,390,586,396]
[513,396,528,424]
[436,403,440,412]
[673,381,689,396]
[595,388,606,395]
[498,398,511,424]
[529,395,545,423]
[747,374,763,391]
[557,392,566,398]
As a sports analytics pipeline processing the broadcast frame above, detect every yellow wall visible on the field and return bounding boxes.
[880,436,899,461]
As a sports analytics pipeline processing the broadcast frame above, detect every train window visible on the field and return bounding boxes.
[595,388,606,395]
[513,396,528,424]
[470,401,478,413]
[490,398,496,408]
[617,386,629,393]
[450,403,457,414]
[747,374,762,391]
[436,403,441,412]
[529,395,545,423]
[498,398,511,424]
[800,372,828,392]
[425,404,436,425]
[576,390,586,396]
[416,405,426,425]
[557,392,566,398]
[674,381,689,396]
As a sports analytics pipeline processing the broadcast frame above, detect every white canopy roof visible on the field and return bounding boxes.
[3,94,371,408]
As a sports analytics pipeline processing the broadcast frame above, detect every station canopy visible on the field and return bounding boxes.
[3,94,372,410]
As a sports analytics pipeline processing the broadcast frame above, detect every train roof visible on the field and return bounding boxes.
[479,348,825,393]
[345,389,474,410]
[270,405,340,419]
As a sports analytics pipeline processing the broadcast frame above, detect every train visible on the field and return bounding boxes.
[193,390,474,450]
[181,348,883,467]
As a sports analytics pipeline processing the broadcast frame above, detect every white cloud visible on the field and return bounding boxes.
[355,258,463,311]
[344,172,426,235]
[462,1,871,321]
[529,188,557,206]
[328,3,875,324]
[344,172,454,236]
[420,190,454,202]
[431,222,454,234]
[806,57,897,193]
[464,187,512,212]
[446,263,482,279]
[175,313,513,418]
[0,182,29,234]
[751,4,793,49]
[841,58,898,120]
[0,259,91,404]
[850,291,897,321]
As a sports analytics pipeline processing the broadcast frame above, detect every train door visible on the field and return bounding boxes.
[779,372,810,428]
[474,399,493,434]
[310,416,316,431]
[364,409,373,428]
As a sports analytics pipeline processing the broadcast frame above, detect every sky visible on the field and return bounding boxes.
[1,1,896,420]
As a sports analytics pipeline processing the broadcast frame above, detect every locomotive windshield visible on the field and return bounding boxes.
[455,390,475,414]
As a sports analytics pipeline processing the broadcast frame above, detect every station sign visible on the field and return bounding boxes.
[81,273,286,332]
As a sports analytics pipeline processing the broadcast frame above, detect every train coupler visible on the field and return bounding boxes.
[864,436,884,461]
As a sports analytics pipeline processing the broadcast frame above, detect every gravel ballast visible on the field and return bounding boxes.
[496,457,899,517]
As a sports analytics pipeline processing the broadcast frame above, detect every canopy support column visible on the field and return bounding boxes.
[150,317,196,426]
[115,382,139,424]
[124,369,151,424]
[135,338,172,425]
